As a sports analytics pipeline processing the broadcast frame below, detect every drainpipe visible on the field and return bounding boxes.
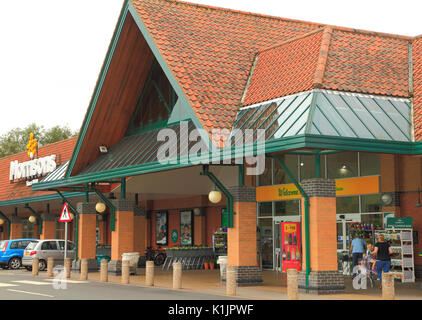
[0,210,10,239]
[269,155,311,292]
[24,204,43,236]
[200,165,235,228]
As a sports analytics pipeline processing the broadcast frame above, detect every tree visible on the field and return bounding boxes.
[0,123,77,158]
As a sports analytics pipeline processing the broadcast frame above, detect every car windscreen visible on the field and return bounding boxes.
[25,241,38,250]
[0,241,5,251]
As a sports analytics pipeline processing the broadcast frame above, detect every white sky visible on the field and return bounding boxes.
[0,0,421,136]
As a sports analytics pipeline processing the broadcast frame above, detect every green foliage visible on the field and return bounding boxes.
[0,123,77,158]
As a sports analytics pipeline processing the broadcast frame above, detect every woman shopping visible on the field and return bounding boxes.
[371,234,393,288]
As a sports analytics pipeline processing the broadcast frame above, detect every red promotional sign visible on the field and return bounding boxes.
[281,222,302,272]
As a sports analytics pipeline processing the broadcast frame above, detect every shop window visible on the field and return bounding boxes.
[274,154,298,185]
[55,220,65,240]
[361,213,383,231]
[274,200,299,216]
[22,220,34,239]
[258,202,272,217]
[359,153,380,176]
[258,218,273,269]
[299,154,325,181]
[327,152,358,179]
[258,157,272,186]
[361,194,382,213]
[336,196,359,214]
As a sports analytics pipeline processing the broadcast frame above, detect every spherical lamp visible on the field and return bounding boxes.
[0,219,4,225]
[208,190,222,204]
[70,213,75,220]
[28,215,36,223]
[95,202,106,213]
[381,193,393,206]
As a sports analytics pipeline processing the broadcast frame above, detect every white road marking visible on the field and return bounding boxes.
[7,289,54,298]
[12,280,51,285]
[0,283,18,287]
[43,279,89,284]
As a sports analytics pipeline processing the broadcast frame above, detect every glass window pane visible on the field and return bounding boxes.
[258,218,273,269]
[361,194,382,213]
[327,152,358,178]
[361,213,383,230]
[299,154,325,181]
[274,200,299,216]
[274,154,298,184]
[360,153,380,176]
[258,157,272,186]
[337,196,359,214]
[258,202,272,217]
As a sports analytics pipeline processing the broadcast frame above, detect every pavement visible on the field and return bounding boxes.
[0,267,420,300]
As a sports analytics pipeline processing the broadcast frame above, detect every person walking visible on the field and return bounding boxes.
[371,234,393,288]
[350,233,366,279]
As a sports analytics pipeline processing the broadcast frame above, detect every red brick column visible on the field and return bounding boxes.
[40,214,56,240]
[226,186,261,286]
[193,208,206,246]
[298,179,344,294]
[108,200,136,275]
[74,202,98,271]
[9,216,23,239]
[97,215,107,245]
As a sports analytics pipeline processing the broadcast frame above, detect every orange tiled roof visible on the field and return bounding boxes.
[130,0,414,135]
[413,37,422,141]
[0,137,77,203]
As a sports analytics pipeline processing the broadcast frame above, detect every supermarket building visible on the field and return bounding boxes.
[7,0,421,293]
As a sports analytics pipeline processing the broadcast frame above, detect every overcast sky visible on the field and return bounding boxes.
[0,0,421,136]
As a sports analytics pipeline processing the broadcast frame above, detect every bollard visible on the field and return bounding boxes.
[100,259,108,282]
[64,258,72,279]
[121,260,130,284]
[80,259,88,281]
[32,257,39,276]
[173,262,182,289]
[226,265,236,296]
[382,272,395,300]
[287,269,299,300]
[145,261,154,286]
[47,257,54,278]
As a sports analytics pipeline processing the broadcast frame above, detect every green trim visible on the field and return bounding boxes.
[0,192,87,207]
[66,0,130,178]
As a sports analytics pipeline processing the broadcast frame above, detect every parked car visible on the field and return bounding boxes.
[0,239,39,270]
[22,239,75,271]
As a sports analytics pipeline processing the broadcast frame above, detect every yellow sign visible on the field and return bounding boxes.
[284,223,297,233]
[256,176,380,202]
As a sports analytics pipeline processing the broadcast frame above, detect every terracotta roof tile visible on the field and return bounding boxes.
[413,37,422,141]
[0,137,77,203]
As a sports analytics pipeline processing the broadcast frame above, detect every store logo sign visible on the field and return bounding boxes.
[278,187,299,197]
[9,155,57,185]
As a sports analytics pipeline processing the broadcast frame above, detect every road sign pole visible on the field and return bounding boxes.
[64,222,68,259]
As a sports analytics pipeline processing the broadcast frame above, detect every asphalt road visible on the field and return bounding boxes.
[0,270,241,300]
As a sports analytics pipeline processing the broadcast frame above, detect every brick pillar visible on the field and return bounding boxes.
[9,216,23,239]
[134,206,147,255]
[298,178,344,294]
[40,214,56,240]
[225,186,262,286]
[73,203,98,271]
[108,200,136,275]
[193,208,206,245]
[33,221,39,239]
[98,215,107,245]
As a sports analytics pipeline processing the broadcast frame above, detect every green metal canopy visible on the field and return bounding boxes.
[232,89,412,143]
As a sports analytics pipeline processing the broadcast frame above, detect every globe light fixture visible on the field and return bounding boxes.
[0,219,4,225]
[193,208,201,216]
[381,193,393,206]
[208,190,222,204]
[28,215,37,223]
[95,202,106,213]
[70,213,75,220]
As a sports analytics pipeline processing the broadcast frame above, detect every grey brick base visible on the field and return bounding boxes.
[298,271,345,294]
[72,259,98,271]
[221,266,262,286]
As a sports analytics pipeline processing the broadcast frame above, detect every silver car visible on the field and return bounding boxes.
[22,239,76,271]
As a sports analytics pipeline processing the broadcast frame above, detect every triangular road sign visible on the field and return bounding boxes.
[59,202,72,222]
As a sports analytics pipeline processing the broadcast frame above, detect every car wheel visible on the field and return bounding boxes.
[39,260,47,271]
[8,257,21,270]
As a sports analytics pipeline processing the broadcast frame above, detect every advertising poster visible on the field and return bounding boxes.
[281,222,301,272]
[180,210,193,245]
[156,212,168,245]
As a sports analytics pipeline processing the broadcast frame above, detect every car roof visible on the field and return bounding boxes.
[8,239,39,241]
